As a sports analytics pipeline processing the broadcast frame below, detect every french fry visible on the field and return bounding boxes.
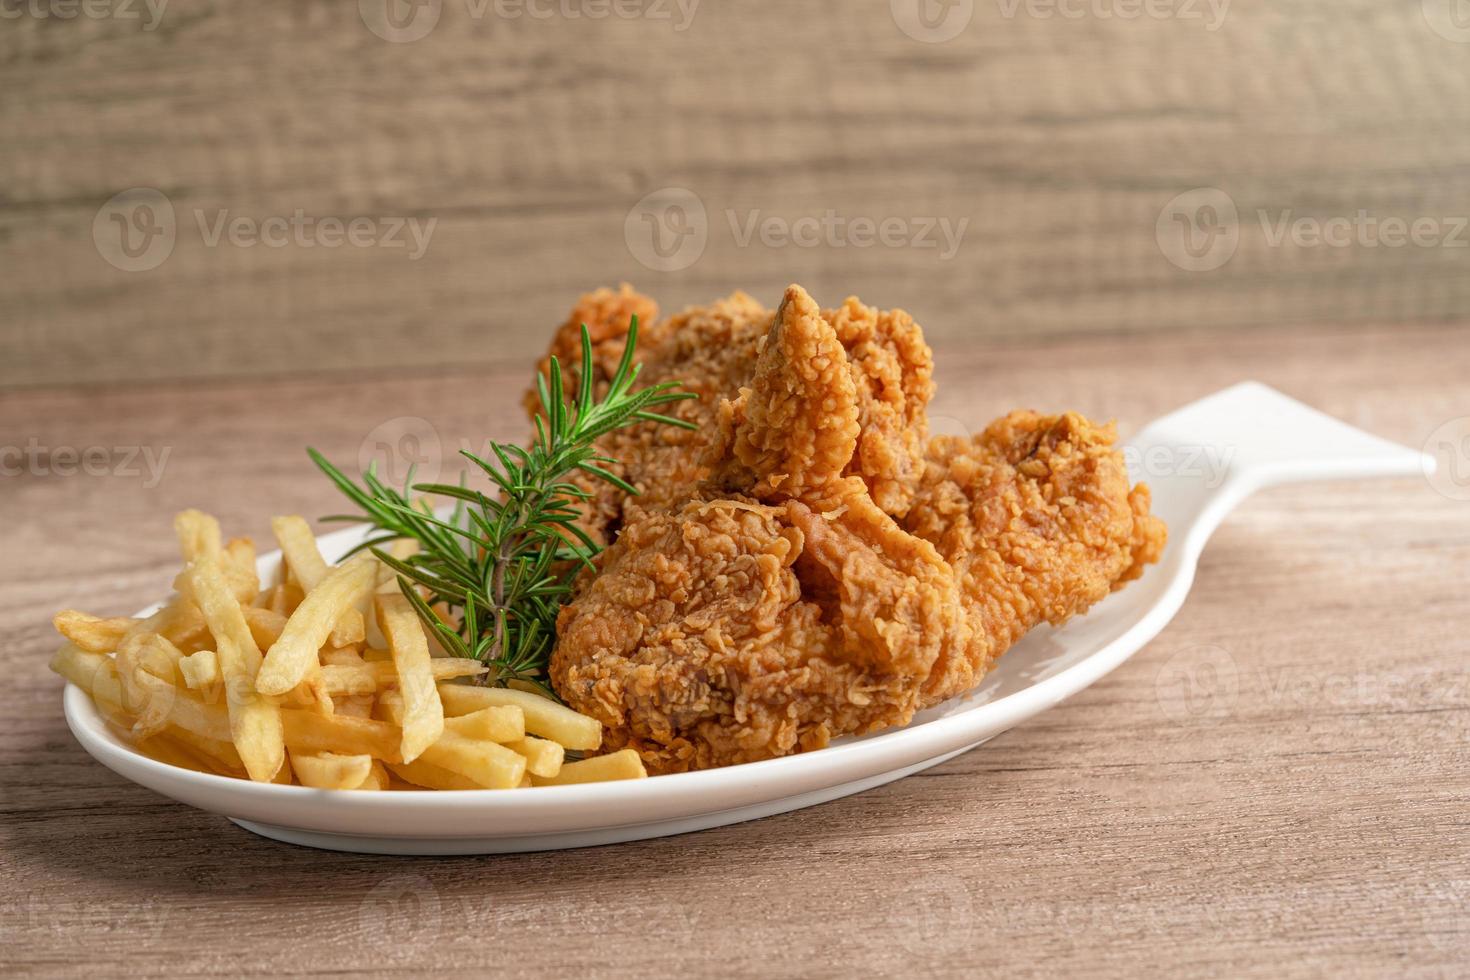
[189,555,285,782]
[115,632,178,732]
[333,694,375,718]
[50,644,123,706]
[386,758,480,791]
[507,736,564,778]
[290,750,373,790]
[174,509,222,562]
[419,731,525,789]
[273,516,361,648]
[271,516,330,587]
[258,556,375,696]
[443,706,525,744]
[241,606,288,651]
[52,611,136,653]
[357,760,390,790]
[224,538,260,603]
[319,658,485,698]
[376,594,444,763]
[178,649,220,690]
[531,749,646,786]
[280,708,401,762]
[437,683,602,750]
[166,726,246,774]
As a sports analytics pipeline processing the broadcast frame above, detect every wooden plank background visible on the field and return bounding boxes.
[2,323,1467,976]
[3,0,1470,389]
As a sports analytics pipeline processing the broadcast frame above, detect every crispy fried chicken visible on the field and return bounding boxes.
[552,286,968,771]
[545,283,1166,772]
[524,285,935,545]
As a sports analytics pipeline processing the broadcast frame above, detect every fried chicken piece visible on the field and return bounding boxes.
[521,284,661,419]
[902,412,1168,705]
[823,297,934,517]
[552,286,969,772]
[524,286,937,548]
[711,284,862,500]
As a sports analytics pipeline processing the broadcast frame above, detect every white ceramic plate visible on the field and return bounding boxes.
[63,383,1431,854]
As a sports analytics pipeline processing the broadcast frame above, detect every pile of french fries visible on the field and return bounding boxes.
[50,510,646,790]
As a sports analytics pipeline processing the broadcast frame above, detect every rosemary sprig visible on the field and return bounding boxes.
[308,317,694,692]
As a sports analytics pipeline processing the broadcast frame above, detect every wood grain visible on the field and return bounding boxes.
[3,0,1470,388]
[2,324,1467,977]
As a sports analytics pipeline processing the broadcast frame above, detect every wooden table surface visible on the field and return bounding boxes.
[2,322,1467,978]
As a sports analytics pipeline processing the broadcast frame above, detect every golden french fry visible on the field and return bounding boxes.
[115,632,181,733]
[332,694,375,718]
[258,557,375,696]
[166,726,246,774]
[443,706,525,744]
[189,555,285,782]
[386,758,480,791]
[224,538,260,603]
[50,644,123,705]
[280,708,401,761]
[437,684,602,750]
[531,749,646,786]
[272,750,295,785]
[419,731,525,789]
[271,516,330,588]
[320,658,486,698]
[357,760,390,791]
[241,606,288,651]
[376,593,444,763]
[273,516,361,646]
[136,731,218,774]
[177,650,221,699]
[126,640,190,738]
[328,608,366,649]
[508,736,564,778]
[52,611,136,653]
[174,509,222,562]
[290,750,373,790]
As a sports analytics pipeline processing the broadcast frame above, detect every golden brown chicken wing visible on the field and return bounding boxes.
[901,412,1168,705]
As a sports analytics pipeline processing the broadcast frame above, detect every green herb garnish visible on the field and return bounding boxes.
[309,318,693,693]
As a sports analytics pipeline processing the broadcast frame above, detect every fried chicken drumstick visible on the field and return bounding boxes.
[549,285,1166,772]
